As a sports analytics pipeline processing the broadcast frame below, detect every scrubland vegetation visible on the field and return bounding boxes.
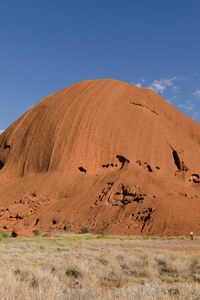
[0,233,199,299]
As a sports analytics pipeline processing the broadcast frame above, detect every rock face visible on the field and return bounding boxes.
[0,79,200,236]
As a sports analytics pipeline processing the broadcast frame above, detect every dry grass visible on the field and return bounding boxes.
[0,234,199,299]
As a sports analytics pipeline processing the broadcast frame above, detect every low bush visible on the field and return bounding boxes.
[33,229,43,237]
[65,267,82,278]
[0,231,9,239]
[79,227,91,234]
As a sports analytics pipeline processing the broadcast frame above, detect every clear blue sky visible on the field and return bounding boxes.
[1,0,200,130]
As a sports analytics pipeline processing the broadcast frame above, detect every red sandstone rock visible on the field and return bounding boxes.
[0,79,200,236]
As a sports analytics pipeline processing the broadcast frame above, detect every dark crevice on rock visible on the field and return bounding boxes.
[3,144,11,150]
[16,214,23,220]
[120,186,144,206]
[168,144,188,172]
[136,160,153,172]
[11,231,18,237]
[141,213,151,232]
[132,208,154,233]
[78,166,86,173]
[0,160,4,169]
[34,218,39,226]
[172,150,181,170]
[189,174,200,184]
[95,183,145,207]
[192,173,200,179]
[102,163,116,169]
[95,183,114,206]
[31,192,37,197]
[146,164,153,172]
[130,102,158,115]
[116,155,130,169]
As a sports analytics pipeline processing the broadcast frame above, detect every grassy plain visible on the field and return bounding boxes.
[0,233,199,299]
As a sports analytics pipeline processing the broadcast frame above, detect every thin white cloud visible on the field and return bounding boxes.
[193,89,200,98]
[148,78,178,94]
[131,77,180,95]
[131,79,146,88]
[172,85,179,92]
[0,130,4,134]
[178,100,195,112]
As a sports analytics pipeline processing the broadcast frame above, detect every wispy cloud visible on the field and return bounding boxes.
[178,100,195,112]
[193,89,200,98]
[131,79,146,88]
[178,99,200,121]
[134,82,142,87]
[131,77,180,95]
[148,78,178,94]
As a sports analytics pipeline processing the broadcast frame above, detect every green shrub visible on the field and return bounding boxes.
[0,231,9,238]
[33,229,43,237]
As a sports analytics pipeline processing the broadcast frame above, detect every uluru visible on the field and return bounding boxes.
[0,79,200,236]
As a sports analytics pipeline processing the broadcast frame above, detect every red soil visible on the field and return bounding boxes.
[0,79,200,236]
